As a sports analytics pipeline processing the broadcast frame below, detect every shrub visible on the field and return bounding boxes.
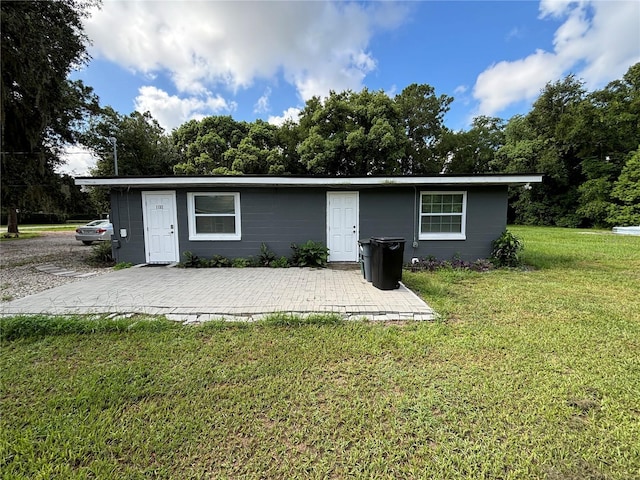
[209,255,231,268]
[232,257,250,268]
[258,243,277,267]
[181,251,205,268]
[87,241,114,266]
[491,230,523,267]
[408,255,493,273]
[290,240,329,268]
[271,256,290,268]
[181,252,232,268]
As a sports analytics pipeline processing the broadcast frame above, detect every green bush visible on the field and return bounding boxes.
[491,230,523,267]
[290,240,329,267]
[258,243,277,266]
[87,241,114,266]
[209,255,231,268]
[181,252,231,268]
[231,257,250,268]
[181,251,205,268]
[271,256,290,268]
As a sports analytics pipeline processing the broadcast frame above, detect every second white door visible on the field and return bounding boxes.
[327,192,359,262]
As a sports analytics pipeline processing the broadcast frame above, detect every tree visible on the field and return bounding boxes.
[495,65,640,227]
[82,107,176,176]
[572,63,640,226]
[1,0,100,234]
[496,76,589,226]
[80,107,176,211]
[172,116,248,175]
[395,83,453,174]
[297,87,449,176]
[224,120,284,174]
[439,116,505,174]
[607,147,640,226]
[274,120,306,175]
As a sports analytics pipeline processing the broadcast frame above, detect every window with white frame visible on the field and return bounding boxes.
[187,192,241,240]
[419,191,466,240]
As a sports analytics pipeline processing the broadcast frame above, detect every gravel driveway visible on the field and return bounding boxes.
[0,231,113,302]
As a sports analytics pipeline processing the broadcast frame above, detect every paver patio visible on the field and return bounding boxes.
[1,266,435,322]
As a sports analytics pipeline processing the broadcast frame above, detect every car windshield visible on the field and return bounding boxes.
[86,220,108,226]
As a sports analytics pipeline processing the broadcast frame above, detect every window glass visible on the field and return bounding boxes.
[421,215,462,233]
[194,195,235,215]
[195,216,235,234]
[419,192,466,239]
[188,192,241,240]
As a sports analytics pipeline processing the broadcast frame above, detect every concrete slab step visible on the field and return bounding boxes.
[328,262,360,271]
[35,264,98,278]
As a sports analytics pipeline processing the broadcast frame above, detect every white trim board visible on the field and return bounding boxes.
[76,174,543,188]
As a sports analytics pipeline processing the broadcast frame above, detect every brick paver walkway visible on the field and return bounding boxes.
[1,266,435,322]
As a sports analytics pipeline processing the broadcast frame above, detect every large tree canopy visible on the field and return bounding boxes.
[437,116,505,175]
[495,63,640,227]
[607,147,640,226]
[1,0,100,233]
[168,84,452,177]
[172,116,249,175]
[83,107,175,177]
[297,88,410,175]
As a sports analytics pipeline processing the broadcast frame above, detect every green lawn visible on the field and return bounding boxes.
[0,223,81,241]
[1,227,639,479]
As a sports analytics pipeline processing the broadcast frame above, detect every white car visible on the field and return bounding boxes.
[75,220,114,245]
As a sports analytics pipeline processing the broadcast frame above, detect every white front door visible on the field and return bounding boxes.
[327,192,359,262]
[142,191,179,264]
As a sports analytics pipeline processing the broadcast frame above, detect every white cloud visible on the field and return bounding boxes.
[84,1,408,102]
[474,50,565,114]
[57,145,97,177]
[454,85,468,95]
[506,26,524,41]
[254,88,271,114]
[268,107,302,127]
[134,86,236,131]
[538,0,576,19]
[473,0,640,117]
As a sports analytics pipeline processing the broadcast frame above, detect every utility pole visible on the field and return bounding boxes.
[108,137,118,175]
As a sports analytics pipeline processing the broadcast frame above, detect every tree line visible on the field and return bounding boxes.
[85,64,640,228]
[2,1,638,233]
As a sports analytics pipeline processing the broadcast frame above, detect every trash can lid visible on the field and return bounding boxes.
[358,238,371,245]
[370,236,405,243]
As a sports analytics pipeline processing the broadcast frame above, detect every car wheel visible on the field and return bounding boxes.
[82,241,93,245]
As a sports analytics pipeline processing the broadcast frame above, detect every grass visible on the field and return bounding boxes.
[1,223,81,231]
[0,232,42,241]
[1,226,639,479]
[0,223,82,240]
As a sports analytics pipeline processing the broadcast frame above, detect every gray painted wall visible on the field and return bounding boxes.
[109,185,507,264]
[109,189,145,265]
[176,188,326,260]
[359,186,507,262]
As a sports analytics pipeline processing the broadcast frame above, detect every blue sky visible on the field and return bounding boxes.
[63,0,640,175]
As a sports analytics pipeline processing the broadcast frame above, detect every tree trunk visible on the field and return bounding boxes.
[6,207,19,236]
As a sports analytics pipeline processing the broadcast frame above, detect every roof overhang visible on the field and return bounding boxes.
[75,174,543,189]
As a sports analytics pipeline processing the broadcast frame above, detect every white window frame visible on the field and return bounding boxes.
[419,191,467,240]
[187,192,241,241]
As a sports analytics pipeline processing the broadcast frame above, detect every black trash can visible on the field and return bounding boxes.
[370,237,405,290]
[358,239,372,282]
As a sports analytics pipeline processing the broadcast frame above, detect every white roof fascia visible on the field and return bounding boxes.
[75,175,543,188]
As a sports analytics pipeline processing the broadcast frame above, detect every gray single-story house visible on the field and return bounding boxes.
[75,175,543,265]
